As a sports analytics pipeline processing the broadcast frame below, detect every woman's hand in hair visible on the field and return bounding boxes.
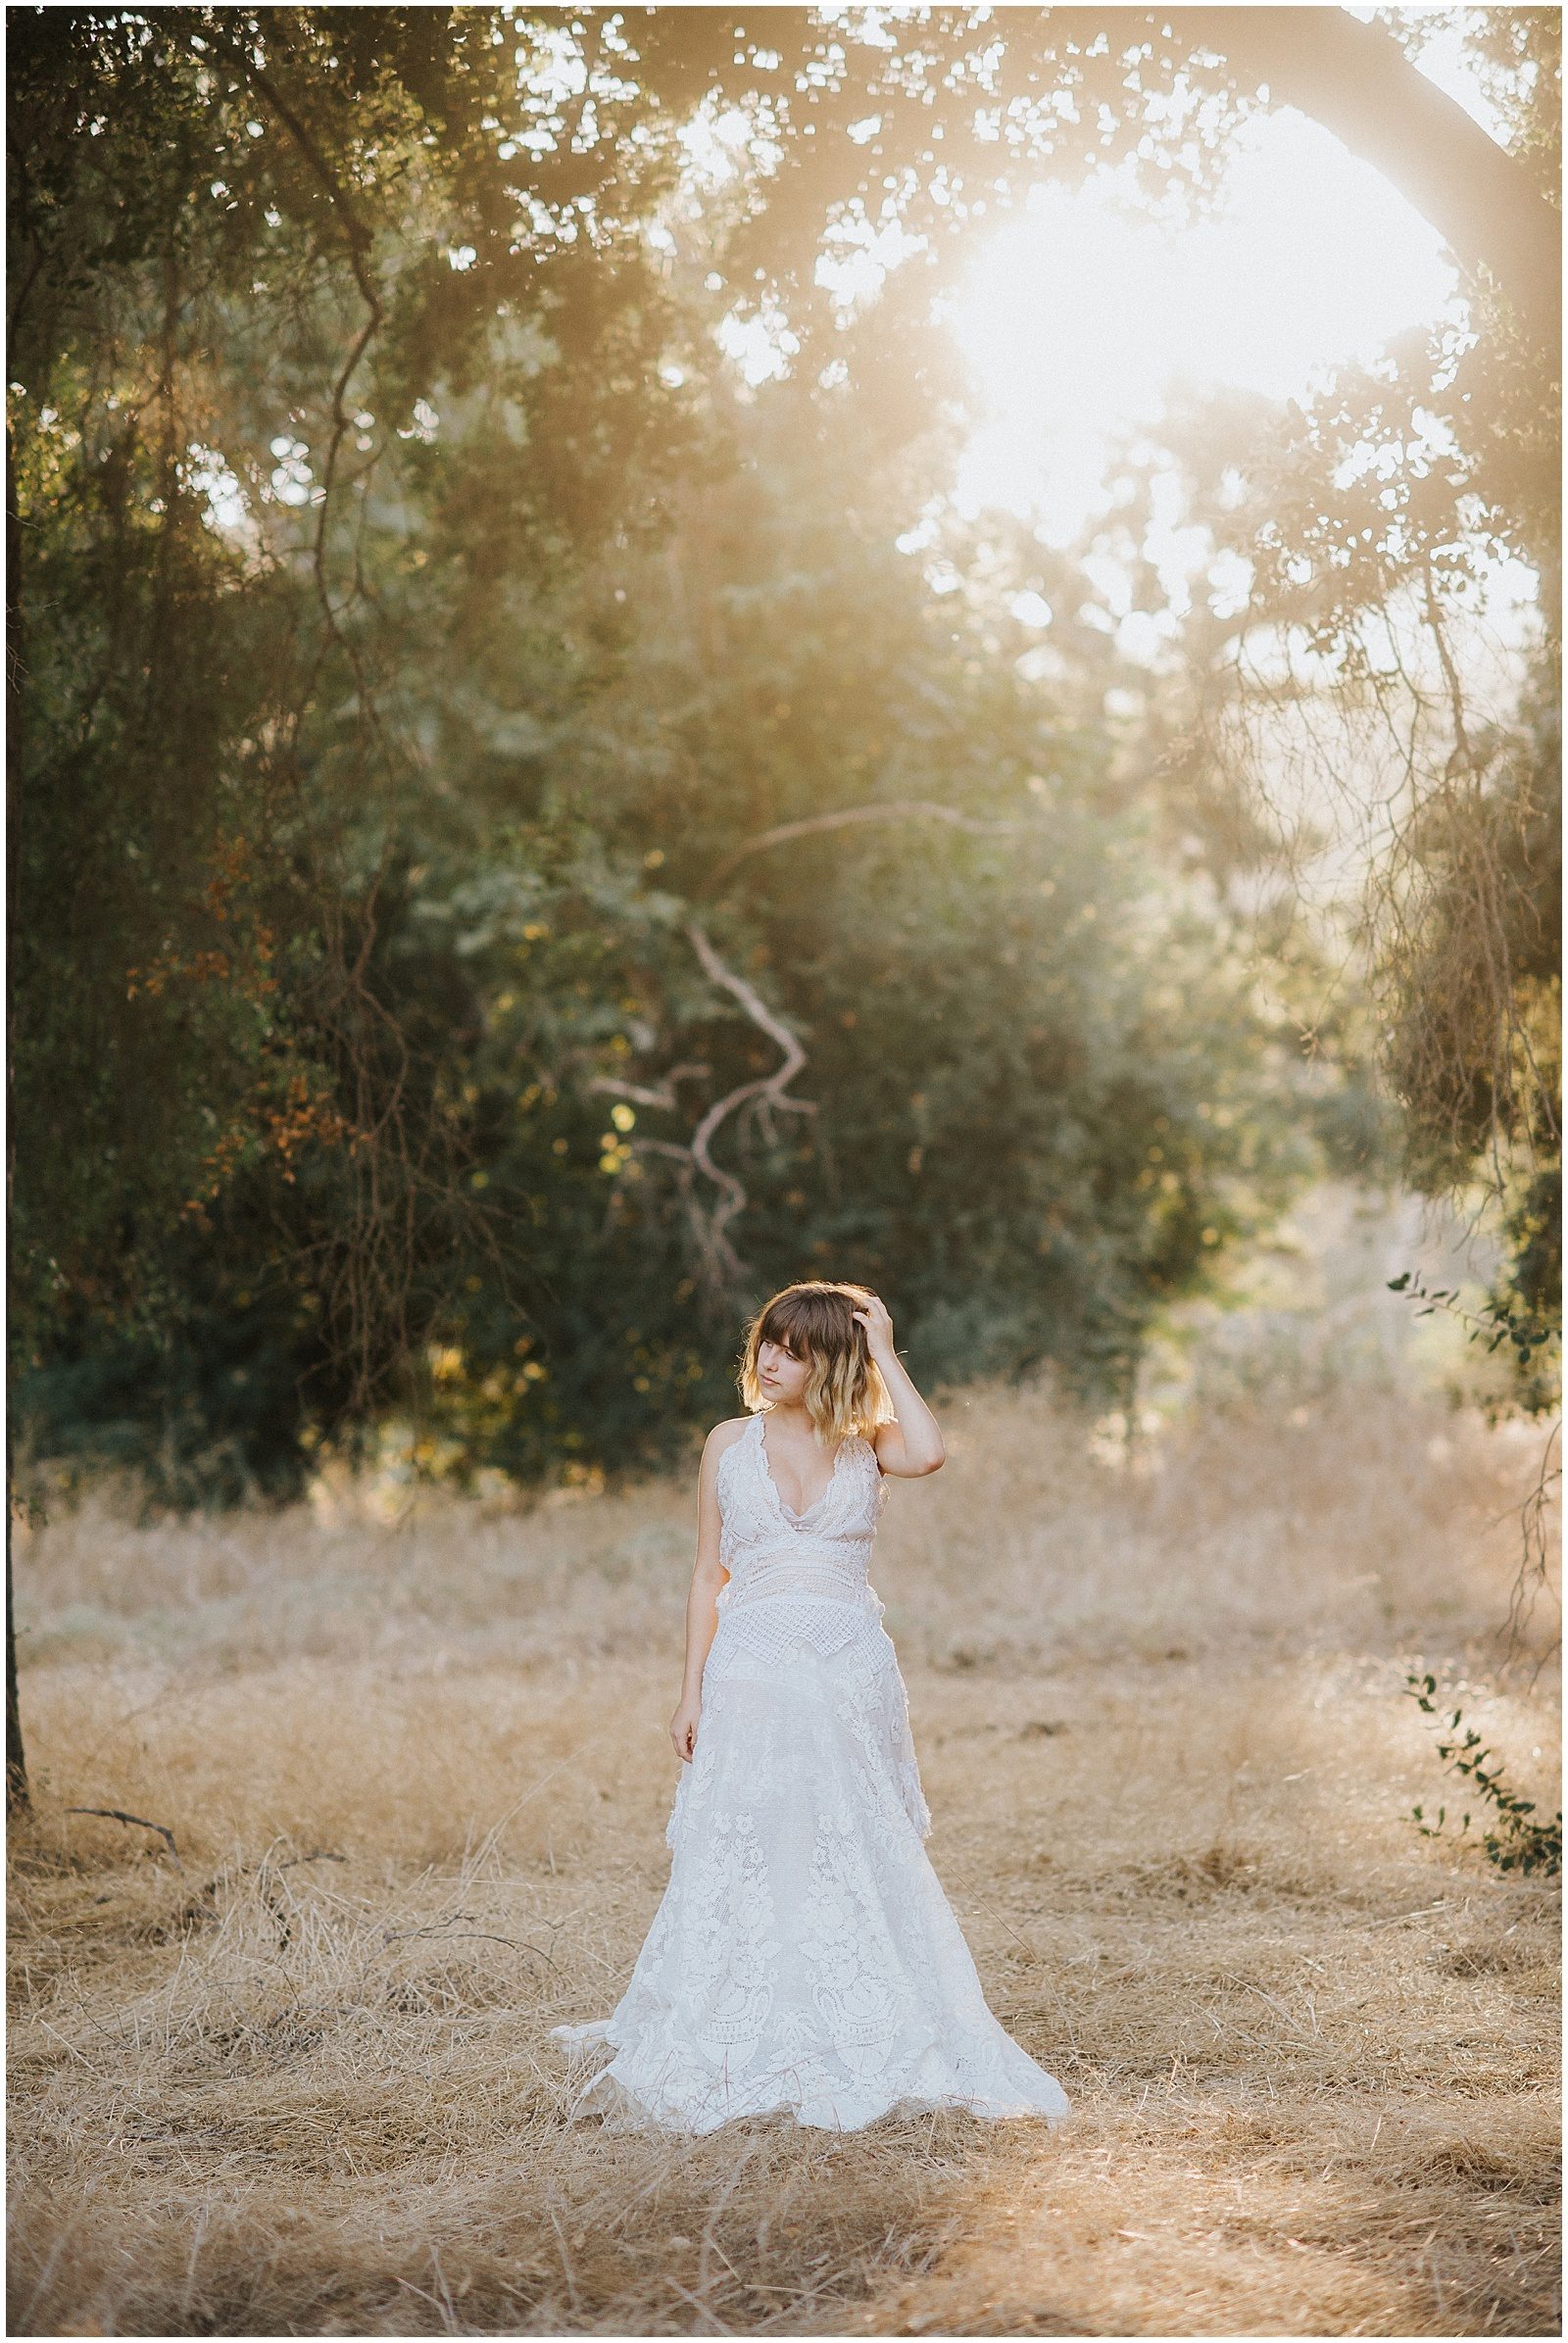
[851,1292,897,1365]
[857,1294,946,1477]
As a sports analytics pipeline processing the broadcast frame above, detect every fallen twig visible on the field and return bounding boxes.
[64,1806,183,1873]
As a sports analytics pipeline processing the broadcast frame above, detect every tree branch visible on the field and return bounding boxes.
[707,800,1032,892]
[1165,7,1561,349]
[585,1063,711,1113]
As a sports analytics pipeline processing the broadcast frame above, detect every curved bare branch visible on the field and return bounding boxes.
[707,800,1033,892]
[586,1063,711,1113]
[682,922,815,1287]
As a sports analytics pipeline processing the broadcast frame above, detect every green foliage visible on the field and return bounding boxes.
[8,7,710,1484]
[1374,677,1561,1418]
[14,5,1542,1506]
[373,367,1327,1482]
[1405,1672,1562,1877]
[1139,178,1561,1426]
[1387,1267,1561,1421]
[1096,4,1560,1430]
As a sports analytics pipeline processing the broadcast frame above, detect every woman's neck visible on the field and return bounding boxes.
[766,1396,816,1436]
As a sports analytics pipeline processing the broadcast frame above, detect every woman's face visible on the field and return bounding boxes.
[758,1334,811,1406]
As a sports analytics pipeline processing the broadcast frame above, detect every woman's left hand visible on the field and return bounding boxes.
[852,1292,896,1362]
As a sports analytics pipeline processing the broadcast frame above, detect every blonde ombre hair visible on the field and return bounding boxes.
[736,1282,898,1445]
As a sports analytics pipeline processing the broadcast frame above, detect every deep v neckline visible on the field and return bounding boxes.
[757,1412,847,1525]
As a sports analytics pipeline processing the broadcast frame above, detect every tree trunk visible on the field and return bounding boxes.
[6,398,27,1816]
[6,1538,25,1813]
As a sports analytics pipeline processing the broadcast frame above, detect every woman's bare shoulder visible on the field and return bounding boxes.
[703,1415,754,1464]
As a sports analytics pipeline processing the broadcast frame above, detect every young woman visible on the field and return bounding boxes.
[551,1280,1071,2133]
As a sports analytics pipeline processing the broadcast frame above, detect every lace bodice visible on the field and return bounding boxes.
[715,1412,889,1616]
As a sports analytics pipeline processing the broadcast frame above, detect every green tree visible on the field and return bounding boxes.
[10,7,1556,1811]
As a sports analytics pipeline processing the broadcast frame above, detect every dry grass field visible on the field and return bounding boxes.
[8,1357,1560,2337]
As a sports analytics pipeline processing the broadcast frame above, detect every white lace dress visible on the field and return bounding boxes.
[550,1411,1072,2133]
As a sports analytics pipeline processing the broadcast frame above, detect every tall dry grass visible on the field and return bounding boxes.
[8,1370,1560,2336]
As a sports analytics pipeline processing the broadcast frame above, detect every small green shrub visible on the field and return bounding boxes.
[1404,1671,1561,1877]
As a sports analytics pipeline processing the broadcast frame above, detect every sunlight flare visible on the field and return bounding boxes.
[951,111,1461,538]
